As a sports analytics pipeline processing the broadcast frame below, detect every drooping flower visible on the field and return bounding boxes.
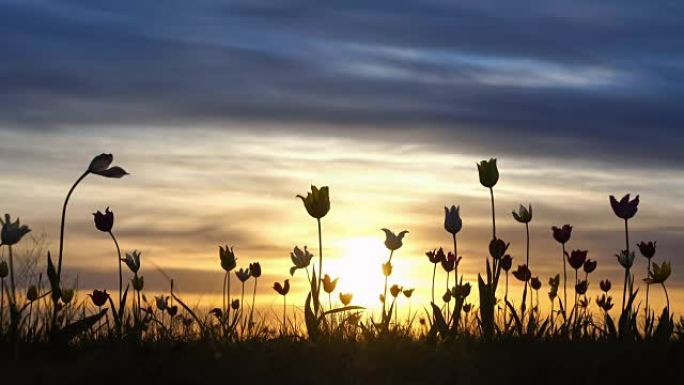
[489,238,510,260]
[381,228,409,251]
[609,194,639,220]
[290,246,313,276]
[583,259,597,274]
[530,277,541,291]
[637,241,656,259]
[92,207,114,233]
[512,265,531,282]
[296,185,330,219]
[123,250,141,274]
[249,262,262,278]
[566,250,588,270]
[89,289,109,307]
[477,158,499,188]
[512,204,532,224]
[615,249,636,269]
[0,214,31,246]
[273,280,290,296]
[390,284,402,298]
[339,292,353,305]
[551,225,573,244]
[235,267,251,283]
[500,254,513,272]
[88,153,128,178]
[219,245,237,272]
[600,279,611,292]
[575,280,589,295]
[322,274,339,293]
[444,205,463,235]
[645,261,671,284]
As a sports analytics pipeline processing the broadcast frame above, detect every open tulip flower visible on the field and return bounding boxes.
[167,305,178,317]
[273,280,290,296]
[552,224,572,244]
[512,204,532,223]
[296,185,330,219]
[500,254,513,271]
[597,294,614,312]
[637,241,656,259]
[290,245,313,276]
[381,228,409,251]
[0,214,31,246]
[477,158,499,188]
[88,153,128,178]
[600,279,611,292]
[236,268,251,283]
[513,265,531,282]
[93,207,114,233]
[390,284,402,298]
[219,245,237,272]
[583,259,597,274]
[444,205,462,235]
[339,292,353,306]
[489,238,509,260]
[616,249,636,269]
[609,194,640,220]
[123,250,142,274]
[249,262,262,278]
[452,282,472,299]
[89,289,109,307]
[441,252,460,273]
[575,280,589,296]
[426,248,445,264]
[155,295,169,311]
[566,250,588,270]
[322,274,338,294]
[530,277,541,291]
[403,288,415,298]
[645,261,671,285]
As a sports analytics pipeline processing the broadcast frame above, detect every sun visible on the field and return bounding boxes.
[326,237,388,310]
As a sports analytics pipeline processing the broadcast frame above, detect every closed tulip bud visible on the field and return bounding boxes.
[167,305,178,317]
[382,261,393,277]
[92,207,114,233]
[645,261,671,284]
[530,277,541,291]
[231,299,240,310]
[477,158,499,188]
[123,250,141,274]
[379,294,385,304]
[551,224,573,244]
[27,285,38,302]
[0,260,8,278]
[489,238,509,260]
[155,295,169,311]
[444,205,463,235]
[512,204,532,224]
[322,274,338,293]
[575,280,588,295]
[390,284,402,298]
[403,288,415,298]
[442,289,452,303]
[600,279,611,292]
[61,288,75,304]
[615,249,635,269]
[637,241,656,259]
[339,292,353,306]
[566,250,588,270]
[0,214,31,246]
[500,254,513,272]
[273,280,290,296]
[463,303,472,313]
[583,259,597,274]
[249,262,262,278]
[219,245,237,272]
[512,265,531,282]
[235,267,251,283]
[296,185,330,219]
[89,289,109,307]
[609,194,639,220]
[381,228,409,251]
[131,276,144,291]
[88,153,128,178]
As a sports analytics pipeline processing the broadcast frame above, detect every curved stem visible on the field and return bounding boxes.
[58,170,89,277]
[624,220,631,295]
[222,272,227,322]
[109,231,123,309]
[382,249,394,319]
[524,223,530,312]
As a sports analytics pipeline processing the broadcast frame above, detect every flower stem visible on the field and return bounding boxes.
[8,246,15,305]
[317,217,323,310]
[561,243,567,315]
[489,187,496,240]
[645,259,651,317]
[249,277,257,332]
[431,263,437,304]
[382,249,394,321]
[108,231,123,310]
[57,170,89,278]
[662,283,670,313]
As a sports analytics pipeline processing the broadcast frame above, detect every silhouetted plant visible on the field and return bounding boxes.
[380,228,407,325]
[248,262,261,331]
[219,245,236,333]
[512,204,532,313]
[638,241,656,316]
[297,185,329,311]
[552,224,572,314]
[444,204,463,284]
[609,193,639,312]
[426,248,445,304]
[273,280,290,333]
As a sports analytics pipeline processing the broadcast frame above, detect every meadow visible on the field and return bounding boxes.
[1,153,683,383]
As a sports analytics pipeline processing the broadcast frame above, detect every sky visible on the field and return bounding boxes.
[1,0,684,316]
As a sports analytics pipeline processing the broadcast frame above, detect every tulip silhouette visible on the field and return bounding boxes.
[583,259,597,275]
[219,245,237,328]
[512,204,533,313]
[609,193,639,313]
[273,280,290,333]
[380,228,408,322]
[501,254,513,320]
[155,295,169,311]
[477,158,499,240]
[600,279,611,293]
[548,274,560,325]
[235,267,250,332]
[637,241,656,314]
[290,246,313,277]
[0,214,31,305]
[339,292,353,306]
[93,207,124,321]
[426,248,446,303]
[615,249,636,313]
[552,224,572,310]
[322,274,338,294]
[297,185,330,311]
[597,294,614,312]
[444,205,463,284]
[248,262,261,330]
[645,261,671,311]
[0,260,6,329]
[512,265,531,282]
[566,249,587,314]
[89,289,109,307]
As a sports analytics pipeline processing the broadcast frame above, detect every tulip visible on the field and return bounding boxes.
[0,260,7,278]
[131,276,144,291]
[501,254,513,319]
[583,259,597,275]
[273,279,290,332]
[166,305,178,317]
[463,303,472,313]
[382,261,393,277]
[339,292,353,306]
[489,238,509,260]
[442,290,452,303]
[441,252,458,273]
[609,193,639,312]
[235,268,250,283]
[615,249,636,313]
[575,280,588,296]
[512,204,532,224]
[93,207,124,319]
[219,245,237,272]
[444,205,463,283]
[500,254,512,271]
[123,250,142,274]
[155,295,169,311]
[637,241,656,314]
[600,279,611,293]
[452,282,472,299]
[219,245,237,327]
[390,284,402,298]
[382,229,409,251]
[403,288,415,298]
[297,185,330,309]
[26,285,38,302]
[231,299,240,310]
[89,289,109,307]
[0,214,32,306]
[322,274,338,294]
[597,294,614,312]
[512,265,531,282]
[552,224,572,310]
[426,248,445,303]
[530,277,541,291]
[645,261,672,311]
[566,250,588,270]
[248,262,261,330]
[478,158,499,239]
[289,246,313,277]
[548,274,560,325]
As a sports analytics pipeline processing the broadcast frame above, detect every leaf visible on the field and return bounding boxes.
[505,300,523,335]
[305,292,319,341]
[57,308,107,343]
[310,269,320,314]
[320,306,365,319]
[431,302,449,338]
[47,252,60,301]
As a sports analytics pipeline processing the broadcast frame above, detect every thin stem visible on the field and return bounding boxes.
[282,295,287,334]
[573,269,578,327]
[382,249,394,320]
[431,263,437,304]
[624,219,632,295]
[317,218,323,309]
[452,233,459,285]
[57,170,89,278]
[562,243,567,315]
[249,277,257,331]
[662,283,670,313]
[222,272,227,323]
[504,272,509,322]
[621,268,628,313]
[109,231,123,309]
[489,187,496,240]
[240,282,245,335]
[645,259,651,316]
[8,246,15,305]
[0,278,4,332]
[524,223,530,312]
[227,273,232,332]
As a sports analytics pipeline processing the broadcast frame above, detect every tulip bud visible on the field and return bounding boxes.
[339,292,353,306]
[131,276,144,291]
[27,285,38,302]
[0,214,31,246]
[93,207,114,233]
[235,267,251,283]
[390,284,402,298]
[442,290,452,303]
[489,238,509,260]
[637,241,656,259]
[296,185,330,219]
[530,277,541,290]
[382,261,393,277]
[477,158,499,188]
[443,205,462,235]
[575,280,588,295]
[89,289,109,307]
[600,279,611,293]
[583,259,597,274]
[322,274,338,294]
[249,262,262,278]
[231,299,240,310]
[155,295,168,311]
[219,245,237,272]
[551,225,573,244]
[0,260,8,278]
[123,250,142,274]
[403,288,414,298]
[167,305,178,317]
[512,204,532,224]
[500,254,513,272]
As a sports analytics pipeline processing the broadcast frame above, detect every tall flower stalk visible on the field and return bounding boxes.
[609,194,639,312]
[297,185,330,311]
[512,204,532,312]
[248,262,261,330]
[552,225,572,312]
[380,229,407,320]
[426,249,445,304]
[637,241,656,316]
[219,246,237,334]
[273,280,290,333]
[93,208,123,309]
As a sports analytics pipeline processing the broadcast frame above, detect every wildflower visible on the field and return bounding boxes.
[0,214,31,246]
[441,252,460,273]
[249,262,262,278]
[551,224,572,244]
[548,274,560,299]
[583,259,597,274]
[131,276,144,291]
[637,241,656,259]
[645,261,671,284]
[289,246,313,276]
[600,279,611,293]
[512,265,531,282]
[273,280,290,296]
[167,305,178,317]
[426,248,445,264]
[92,207,114,233]
[500,254,513,271]
[452,282,472,299]
[88,153,128,178]
[381,228,409,251]
[0,260,7,278]
[575,280,588,295]
[27,285,38,302]
[89,289,109,307]
[477,158,499,188]
[322,274,338,293]
[235,268,251,283]
[444,205,463,235]
[209,308,223,319]
[219,245,237,272]
[463,303,472,313]
[597,294,614,311]
[442,290,452,303]
[155,295,169,311]
[512,204,532,223]
[566,250,588,270]
[609,194,639,220]
[231,299,240,310]
[390,284,402,298]
[489,238,509,260]
[339,292,353,306]
[382,261,393,277]
[296,185,330,219]
[403,288,415,298]
[578,297,590,308]
[616,249,636,269]
[123,250,141,274]
[530,277,541,291]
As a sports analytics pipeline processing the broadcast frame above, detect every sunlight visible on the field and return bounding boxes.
[327,237,388,310]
